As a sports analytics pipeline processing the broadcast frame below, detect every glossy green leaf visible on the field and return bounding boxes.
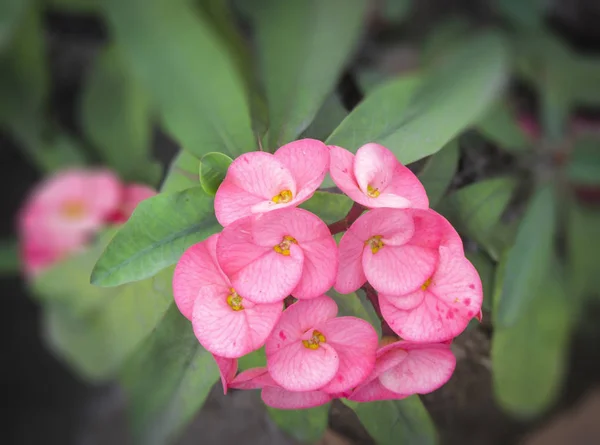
[417,139,460,207]
[476,100,531,153]
[254,0,367,149]
[267,404,330,443]
[91,187,220,287]
[161,150,201,193]
[300,92,348,142]
[491,257,572,418]
[465,250,495,312]
[299,191,353,225]
[121,304,219,445]
[199,152,232,195]
[328,32,508,165]
[102,0,256,159]
[238,347,266,372]
[41,268,173,381]
[496,185,557,327]
[81,45,160,184]
[346,396,437,445]
[437,177,518,260]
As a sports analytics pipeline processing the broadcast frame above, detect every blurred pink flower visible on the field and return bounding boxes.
[173,234,282,358]
[216,208,338,303]
[214,139,329,226]
[329,143,428,209]
[265,296,378,393]
[106,183,156,224]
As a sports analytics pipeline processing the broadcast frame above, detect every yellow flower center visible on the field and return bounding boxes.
[421,278,432,291]
[60,200,87,220]
[272,189,293,204]
[226,288,244,311]
[273,235,298,256]
[365,235,384,254]
[302,330,326,350]
[366,184,380,198]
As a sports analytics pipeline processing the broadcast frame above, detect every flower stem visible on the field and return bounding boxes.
[328,202,366,235]
[362,283,397,339]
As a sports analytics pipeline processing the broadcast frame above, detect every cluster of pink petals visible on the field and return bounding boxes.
[173,139,483,409]
[18,168,156,278]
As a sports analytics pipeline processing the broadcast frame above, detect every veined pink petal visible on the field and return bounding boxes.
[346,208,415,246]
[214,152,297,226]
[334,230,367,294]
[173,234,229,320]
[262,386,332,409]
[274,139,329,201]
[380,246,483,342]
[378,342,456,395]
[348,378,406,402]
[249,208,333,247]
[291,235,338,300]
[363,244,438,295]
[317,317,378,394]
[212,355,237,395]
[383,163,429,209]
[354,143,397,196]
[409,209,463,255]
[379,290,426,311]
[267,340,339,391]
[229,367,274,390]
[329,145,361,195]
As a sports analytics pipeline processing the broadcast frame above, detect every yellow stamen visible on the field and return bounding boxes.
[302,330,326,350]
[421,278,432,291]
[366,184,380,198]
[226,288,244,311]
[272,189,293,204]
[60,200,87,220]
[365,235,384,254]
[273,235,298,256]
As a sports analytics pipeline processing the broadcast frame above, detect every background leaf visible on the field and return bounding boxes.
[300,92,348,142]
[475,100,531,153]
[299,191,353,225]
[465,250,495,312]
[91,187,220,286]
[417,139,460,207]
[0,0,29,50]
[161,150,201,193]
[199,152,233,196]
[253,0,367,149]
[121,304,219,445]
[0,238,19,275]
[266,404,330,443]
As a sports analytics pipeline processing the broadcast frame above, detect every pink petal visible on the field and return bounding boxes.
[230,367,274,390]
[410,209,464,255]
[328,145,365,202]
[363,244,438,295]
[121,184,156,218]
[378,342,456,395]
[334,230,367,294]
[274,138,329,202]
[265,297,338,353]
[317,317,379,394]
[348,378,406,402]
[382,163,429,209]
[380,246,483,342]
[212,355,237,395]
[173,234,230,320]
[262,386,332,409]
[267,340,339,391]
[214,152,297,226]
[379,290,426,311]
[348,208,416,246]
[353,143,397,197]
[250,208,333,247]
[292,235,339,300]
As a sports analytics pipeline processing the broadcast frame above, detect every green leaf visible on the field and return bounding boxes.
[465,250,495,312]
[420,17,471,67]
[417,139,460,207]
[199,152,232,195]
[41,267,173,381]
[254,0,367,149]
[381,0,413,24]
[566,137,600,186]
[327,31,508,165]
[346,396,437,445]
[491,257,572,418]
[44,0,100,13]
[121,304,219,445]
[299,191,353,225]
[238,347,267,371]
[437,177,518,260]
[0,0,28,49]
[0,238,19,275]
[102,0,256,159]
[81,44,160,184]
[494,0,549,30]
[266,404,330,443]
[475,100,531,153]
[330,289,381,337]
[91,187,220,287]
[161,150,201,193]
[496,185,557,327]
[300,92,348,142]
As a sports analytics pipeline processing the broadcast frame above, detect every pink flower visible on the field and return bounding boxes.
[173,234,282,358]
[212,354,237,395]
[265,296,378,393]
[379,246,483,343]
[106,184,156,224]
[214,139,329,226]
[18,168,122,277]
[348,340,456,402]
[329,143,428,209]
[335,208,463,296]
[216,208,338,304]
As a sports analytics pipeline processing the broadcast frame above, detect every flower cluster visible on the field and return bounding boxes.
[18,168,155,277]
[173,139,482,409]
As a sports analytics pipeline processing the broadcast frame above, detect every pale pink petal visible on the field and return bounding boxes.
[382,163,429,209]
[379,290,426,311]
[244,301,284,350]
[214,152,297,226]
[378,342,456,395]
[267,340,339,391]
[173,234,229,320]
[328,145,362,199]
[380,247,483,342]
[348,378,406,402]
[348,208,415,246]
[353,143,397,196]
[85,170,123,220]
[262,386,332,409]
[334,230,367,294]
[230,367,274,390]
[265,297,338,354]
[363,244,438,295]
[410,209,463,255]
[250,208,333,247]
[291,235,338,300]
[212,355,237,395]
[274,138,329,201]
[317,317,379,394]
